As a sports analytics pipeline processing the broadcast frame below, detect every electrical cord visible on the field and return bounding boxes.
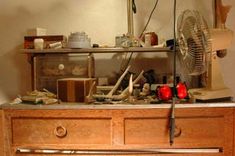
[121,0,160,74]
[173,0,177,94]
[169,0,177,146]
[121,52,134,74]
[139,0,159,38]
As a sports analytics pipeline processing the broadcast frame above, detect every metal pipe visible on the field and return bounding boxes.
[16,148,222,155]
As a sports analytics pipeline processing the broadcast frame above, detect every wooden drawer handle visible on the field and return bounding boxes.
[54,125,67,138]
[174,126,182,138]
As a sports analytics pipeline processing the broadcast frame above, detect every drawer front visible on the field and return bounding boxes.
[5,108,233,156]
[124,116,225,147]
[12,118,111,145]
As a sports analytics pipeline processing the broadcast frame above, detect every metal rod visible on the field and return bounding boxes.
[16,148,222,155]
[127,0,134,37]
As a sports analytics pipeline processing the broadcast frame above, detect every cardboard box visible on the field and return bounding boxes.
[27,28,47,36]
[57,78,96,102]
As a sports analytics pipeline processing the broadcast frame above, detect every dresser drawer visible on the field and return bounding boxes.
[124,116,227,148]
[12,118,111,145]
[4,107,234,156]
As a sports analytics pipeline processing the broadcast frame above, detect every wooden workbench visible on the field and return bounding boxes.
[0,102,235,156]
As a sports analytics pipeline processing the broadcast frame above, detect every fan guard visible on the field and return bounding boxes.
[177,9,233,101]
[177,10,211,76]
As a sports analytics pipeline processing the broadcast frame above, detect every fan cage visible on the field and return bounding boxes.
[177,10,211,77]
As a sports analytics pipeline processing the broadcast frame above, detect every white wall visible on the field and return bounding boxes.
[220,0,235,100]
[0,0,234,104]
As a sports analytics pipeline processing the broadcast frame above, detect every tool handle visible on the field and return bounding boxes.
[169,117,175,146]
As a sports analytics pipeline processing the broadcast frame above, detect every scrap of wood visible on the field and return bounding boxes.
[215,0,232,28]
[85,81,96,103]
[214,0,232,57]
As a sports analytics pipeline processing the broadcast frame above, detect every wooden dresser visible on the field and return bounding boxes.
[0,103,235,156]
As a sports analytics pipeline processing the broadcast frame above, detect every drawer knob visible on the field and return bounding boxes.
[54,125,67,138]
[58,64,65,70]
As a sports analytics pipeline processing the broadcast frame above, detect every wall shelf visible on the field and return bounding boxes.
[22,46,172,92]
[21,47,171,54]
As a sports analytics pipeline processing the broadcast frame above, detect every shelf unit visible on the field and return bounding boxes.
[21,47,171,54]
[22,47,172,92]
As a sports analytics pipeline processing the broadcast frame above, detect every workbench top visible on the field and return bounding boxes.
[1,102,235,110]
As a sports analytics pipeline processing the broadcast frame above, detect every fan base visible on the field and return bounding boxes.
[189,87,233,101]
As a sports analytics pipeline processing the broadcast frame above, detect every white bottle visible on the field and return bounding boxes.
[34,38,44,50]
[144,34,151,47]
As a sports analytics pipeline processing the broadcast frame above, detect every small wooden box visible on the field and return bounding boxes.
[57,78,96,102]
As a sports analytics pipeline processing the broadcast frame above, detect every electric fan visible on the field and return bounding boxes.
[177,10,233,101]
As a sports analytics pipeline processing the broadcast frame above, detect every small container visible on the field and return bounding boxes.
[27,28,47,36]
[133,84,141,97]
[143,32,158,46]
[115,36,122,47]
[144,34,152,47]
[34,38,44,50]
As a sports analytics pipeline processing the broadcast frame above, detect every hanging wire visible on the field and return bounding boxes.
[139,0,160,38]
[121,0,160,74]
[169,0,177,146]
[173,0,177,93]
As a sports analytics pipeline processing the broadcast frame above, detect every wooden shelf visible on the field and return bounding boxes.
[21,47,171,54]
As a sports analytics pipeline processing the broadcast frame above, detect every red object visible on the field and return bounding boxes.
[157,85,172,101]
[142,32,158,45]
[176,82,188,99]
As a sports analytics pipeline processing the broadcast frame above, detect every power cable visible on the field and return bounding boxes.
[169,0,177,146]
[121,0,160,73]
[139,0,159,38]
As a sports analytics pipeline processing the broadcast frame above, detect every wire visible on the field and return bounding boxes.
[119,52,129,72]
[139,0,160,38]
[169,0,177,146]
[122,52,134,73]
[173,0,177,96]
[121,0,160,74]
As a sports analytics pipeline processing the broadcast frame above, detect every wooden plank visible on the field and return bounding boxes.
[0,110,4,156]
[21,47,171,54]
[233,108,235,156]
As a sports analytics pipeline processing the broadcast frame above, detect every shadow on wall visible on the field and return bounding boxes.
[0,44,31,103]
[0,7,36,102]
[0,0,71,102]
